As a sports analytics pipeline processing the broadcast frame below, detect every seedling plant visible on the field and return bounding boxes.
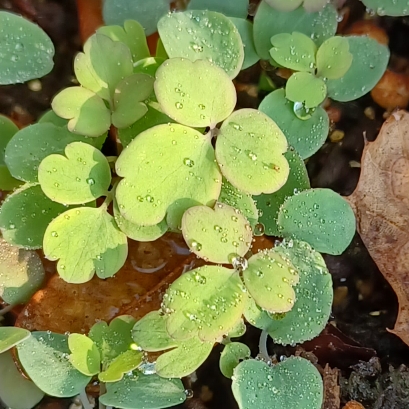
[0,0,395,408]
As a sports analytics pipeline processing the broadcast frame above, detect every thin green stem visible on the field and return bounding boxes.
[0,304,14,316]
[79,388,94,409]
[100,179,120,212]
[258,330,272,364]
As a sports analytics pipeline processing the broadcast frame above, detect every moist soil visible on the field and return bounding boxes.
[1,1,409,409]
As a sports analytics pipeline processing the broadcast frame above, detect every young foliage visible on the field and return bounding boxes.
[360,0,409,16]
[99,350,143,382]
[219,342,251,378]
[216,109,289,195]
[181,203,253,263]
[68,334,101,376]
[157,10,244,78]
[232,357,323,409]
[277,188,356,255]
[285,72,327,108]
[0,11,54,84]
[265,0,327,12]
[0,115,20,190]
[43,207,128,283]
[187,0,250,18]
[17,332,91,397]
[0,327,31,353]
[154,58,236,128]
[0,238,45,305]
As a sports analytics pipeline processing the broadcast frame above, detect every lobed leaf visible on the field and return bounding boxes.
[219,342,251,378]
[187,0,249,18]
[0,115,20,190]
[360,0,409,16]
[68,334,100,376]
[285,72,327,108]
[133,56,166,77]
[0,327,30,353]
[99,350,143,382]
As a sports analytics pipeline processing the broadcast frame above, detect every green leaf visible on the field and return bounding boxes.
[226,319,247,338]
[270,32,317,72]
[96,20,150,62]
[38,142,111,205]
[0,184,70,249]
[232,357,323,409]
[219,179,259,230]
[360,0,409,16]
[68,334,101,376]
[155,58,236,128]
[303,0,329,12]
[74,33,133,102]
[286,72,327,108]
[89,316,137,364]
[0,327,30,353]
[220,342,251,378]
[112,73,154,128]
[258,89,329,159]
[181,203,253,263]
[254,1,337,60]
[255,149,310,236]
[100,372,186,409]
[187,0,249,18]
[132,311,178,352]
[156,336,213,378]
[99,350,143,382]
[0,11,54,84]
[133,57,166,77]
[17,332,91,397]
[162,265,247,341]
[51,87,111,137]
[326,36,390,102]
[265,0,302,11]
[216,108,289,195]
[277,188,356,255]
[158,10,244,79]
[156,38,168,60]
[0,350,44,409]
[103,0,169,36]
[43,207,128,283]
[316,36,352,80]
[243,248,299,313]
[0,115,20,190]
[229,18,259,70]
[115,123,221,228]
[0,238,45,305]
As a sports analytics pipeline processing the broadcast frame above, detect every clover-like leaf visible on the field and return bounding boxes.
[232,358,323,409]
[96,20,150,62]
[360,0,409,16]
[0,327,31,353]
[220,342,251,379]
[0,11,54,84]
[38,142,111,205]
[254,2,337,60]
[277,188,356,255]
[51,87,111,137]
[155,58,236,128]
[182,203,252,263]
[316,36,352,80]
[255,149,310,236]
[243,248,299,313]
[326,36,390,102]
[100,372,186,409]
[265,0,303,11]
[216,109,289,195]
[0,238,45,305]
[133,56,166,77]
[270,32,317,72]
[103,0,169,36]
[227,319,247,338]
[112,73,154,129]
[67,334,100,377]
[17,332,91,397]
[0,115,19,190]
[0,184,71,249]
[158,10,244,79]
[286,72,327,108]
[43,207,128,283]
[115,123,221,228]
[162,265,247,342]
[187,0,249,18]
[99,350,143,382]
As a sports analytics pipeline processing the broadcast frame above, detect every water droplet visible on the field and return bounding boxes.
[183,158,195,167]
[175,102,183,109]
[86,178,95,185]
[51,231,58,237]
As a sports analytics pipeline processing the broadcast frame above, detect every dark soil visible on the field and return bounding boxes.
[1,1,409,409]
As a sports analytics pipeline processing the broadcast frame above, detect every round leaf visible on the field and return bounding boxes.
[99,350,143,382]
[158,10,244,79]
[38,142,111,205]
[187,0,249,18]
[43,207,128,283]
[154,58,236,128]
[162,265,247,342]
[286,72,327,108]
[219,342,251,378]
[0,115,19,190]
[17,332,91,397]
[360,0,409,16]
[216,108,289,195]
[182,203,253,264]
[232,357,323,409]
[0,327,31,353]
[243,248,299,313]
[68,334,101,376]
[115,123,222,228]
[277,188,356,255]
[265,0,302,11]
[0,238,45,305]
[326,36,390,102]
[0,11,54,84]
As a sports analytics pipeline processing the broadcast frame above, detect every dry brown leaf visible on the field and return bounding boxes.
[347,110,409,346]
[341,401,365,409]
[322,364,340,409]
